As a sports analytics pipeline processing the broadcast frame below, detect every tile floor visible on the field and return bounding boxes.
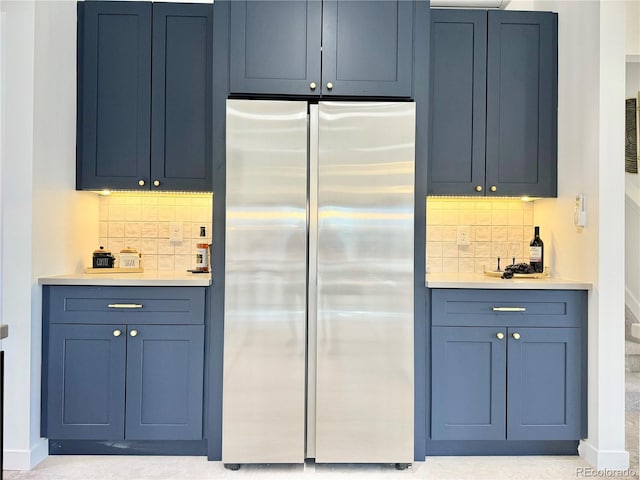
[3,455,636,480]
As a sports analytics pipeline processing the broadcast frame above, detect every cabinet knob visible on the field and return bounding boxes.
[113,329,122,337]
[475,185,483,192]
[326,82,334,91]
[153,180,160,187]
[512,332,521,340]
[490,185,497,192]
[138,179,145,187]
[130,329,138,337]
[310,82,317,90]
[496,332,504,340]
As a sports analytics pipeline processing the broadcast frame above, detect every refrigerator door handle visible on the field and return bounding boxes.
[306,105,319,459]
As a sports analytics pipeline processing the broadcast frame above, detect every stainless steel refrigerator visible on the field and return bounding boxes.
[222,100,415,465]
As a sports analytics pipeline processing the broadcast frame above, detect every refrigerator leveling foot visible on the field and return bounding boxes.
[224,464,241,471]
[395,463,411,471]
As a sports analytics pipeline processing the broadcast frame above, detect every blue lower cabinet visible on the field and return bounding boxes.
[46,324,127,439]
[431,326,506,440]
[431,325,582,442]
[46,324,205,441]
[507,327,581,440]
[125,325,204,440]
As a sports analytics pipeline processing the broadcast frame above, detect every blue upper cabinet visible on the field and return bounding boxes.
[77,2,213,191]
[77,2,151,191]
[151,4,213,191]
[428,9,487,196]
[486,11,557,197]
[229,0,414,97]
[230,1,322,96]
[428,9,557,197]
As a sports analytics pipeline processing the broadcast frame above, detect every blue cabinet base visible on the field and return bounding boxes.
[425,440,579,456]
[49,440,207,456]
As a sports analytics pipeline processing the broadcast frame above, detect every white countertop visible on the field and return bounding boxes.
[426,273,591,290]
[38,271,212,287]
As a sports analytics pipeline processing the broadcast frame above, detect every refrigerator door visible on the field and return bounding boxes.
[223,100,308,463]
[314,102,415,462]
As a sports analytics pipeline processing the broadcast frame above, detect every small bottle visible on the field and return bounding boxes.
[529,226,544,273]
[196,226,209,272]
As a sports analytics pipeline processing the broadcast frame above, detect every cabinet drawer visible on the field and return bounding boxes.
[431,289,586,328]
[46,286,205,325]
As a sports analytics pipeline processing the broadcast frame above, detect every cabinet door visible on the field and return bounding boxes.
[321,0,413,97]
[431,326,506,440]
[229,1,322,96]
[507,327,581,440]
[486,11,558,197]
[47,324,126,439]
[125,325,205,440]
[428,10,486,196]
[151,4,213,191]
[77,2,151,190]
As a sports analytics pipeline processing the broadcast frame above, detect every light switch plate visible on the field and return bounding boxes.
[457,226,471,246]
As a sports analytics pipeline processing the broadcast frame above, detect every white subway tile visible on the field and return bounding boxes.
[175,197,192,206]
[99,221,108,238]
[99,198,110,221]
[174,255,192,271]
[442,242,459,258]
[122,239,141,253]
[109,204,125,221]
[158,197,176,206]
[158,239,175,255]
[427,242,443,258]
[426,209,443,225]
[459,210,475,225]
[157,255,175,271]
[459,258,475,273]
[141,238,158,255]
[475,226,491,242]
[508,209,523,225]
[442,226,457,242]
[428,257,443,273]
[491,210,508,225]
[174,240,192,255]
[124,222,141,238]
[475,257,491,273]
[442,258,459,273]
[142,205,159,222]
[158,223,170,238]
[142,196,159,206]
[192,206,211,223]
[108,238,125,253]
[175,206,191,222]
[108,222,125,238]
[442,211,459,225]
[491,226,508,242]
[508,226,524,242]
[142,254,157,271]
[476,211,491,225]
[158,206,175,222]
[475,242,491,257]
[141,223,158,238]
[426,226,443,242]
[125,205,142,222]
[458,244,475,258]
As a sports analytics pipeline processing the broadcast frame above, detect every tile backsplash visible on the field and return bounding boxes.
[98,193,213,271]
[427,198,535,274]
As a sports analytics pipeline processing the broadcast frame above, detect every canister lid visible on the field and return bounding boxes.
[93,246,111,255]
[120,247,138,254]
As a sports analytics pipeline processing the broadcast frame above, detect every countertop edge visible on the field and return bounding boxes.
[425,274,591,290]
[38,273,212,287]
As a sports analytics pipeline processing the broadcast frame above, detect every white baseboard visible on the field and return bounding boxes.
[579,440,630,470]
[4,438,48,470]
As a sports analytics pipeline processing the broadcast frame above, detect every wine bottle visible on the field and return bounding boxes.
[529,226,544,273]
[196,226,209,272]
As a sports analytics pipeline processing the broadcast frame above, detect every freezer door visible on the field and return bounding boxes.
[223,99,308,463]
[314,102,415,463]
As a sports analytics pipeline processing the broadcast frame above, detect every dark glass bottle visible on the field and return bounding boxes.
[529,226,544,273]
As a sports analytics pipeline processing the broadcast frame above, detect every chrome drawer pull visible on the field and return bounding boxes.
[108,303,143,309]
[492,306,526,312]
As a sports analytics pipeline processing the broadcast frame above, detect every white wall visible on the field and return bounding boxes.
[1,0,98,470]
[627,0,639,58]
[533,0,627,469]
[626,60,640,318]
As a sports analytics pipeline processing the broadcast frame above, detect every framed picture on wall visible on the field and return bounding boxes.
[626,92,639,174]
